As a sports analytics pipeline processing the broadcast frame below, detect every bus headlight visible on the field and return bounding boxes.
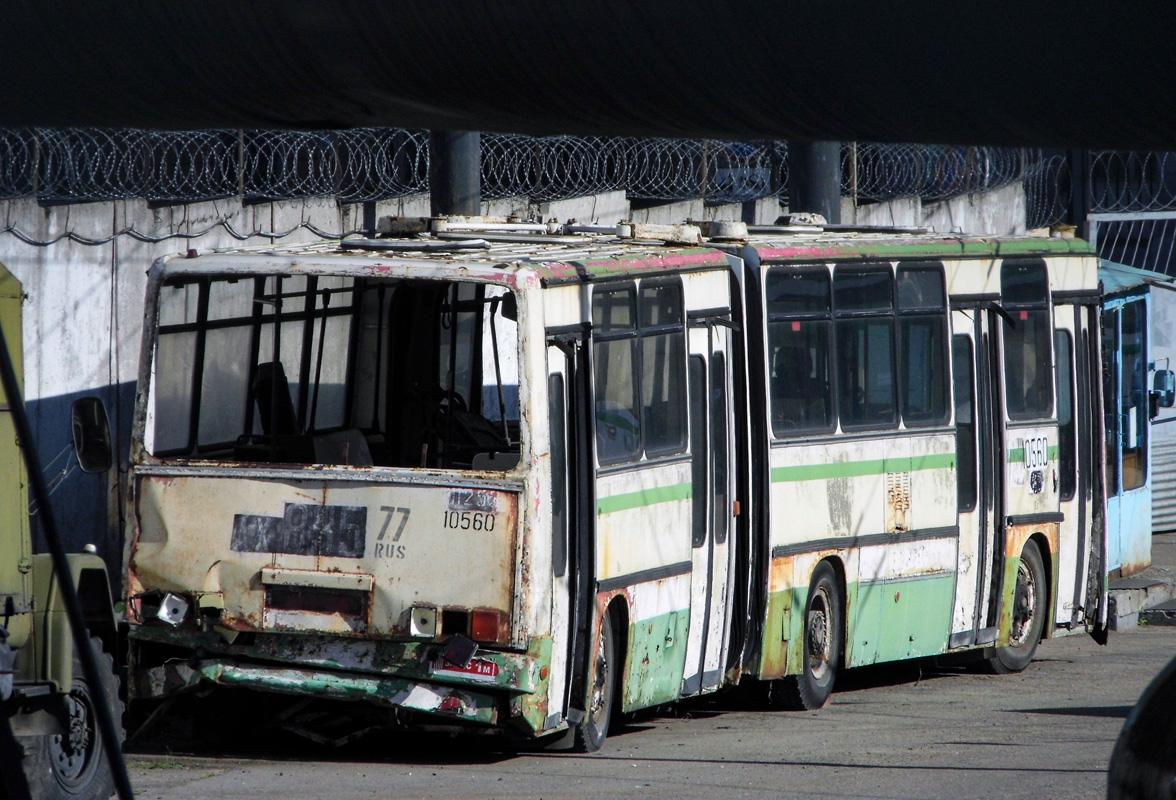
[156,593,190,627]
[410,605,438,638]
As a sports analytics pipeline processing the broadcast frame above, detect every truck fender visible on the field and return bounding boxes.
[28,553,117,692]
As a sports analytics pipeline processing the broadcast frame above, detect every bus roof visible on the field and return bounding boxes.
[156,223,1097,288]
[740,229,1096,264]
[156,233,731,288]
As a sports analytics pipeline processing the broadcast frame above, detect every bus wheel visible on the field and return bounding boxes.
[575,611,617,752]
[986,539,1047,674]
[21,635,123,800]
[771,561,843,710]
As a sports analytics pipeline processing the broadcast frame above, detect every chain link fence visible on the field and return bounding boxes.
[7,128,1167,229]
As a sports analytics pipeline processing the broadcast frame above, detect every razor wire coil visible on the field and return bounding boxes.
[1,127,1157,226]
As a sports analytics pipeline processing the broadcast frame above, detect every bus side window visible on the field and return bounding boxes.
[639,280,687,457]
[952,335,977,512]
[1001,259,1054,419]
[1054,329,1077,501]
[592,285,641,465]
[897,265,949,426]
[549,372,568,576]
[834,265,897,430]
[765,267,834,437]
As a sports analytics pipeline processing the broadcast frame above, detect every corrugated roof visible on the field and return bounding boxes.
[1099,260,1174,295]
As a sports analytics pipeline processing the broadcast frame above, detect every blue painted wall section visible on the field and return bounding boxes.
[26,381,134,577]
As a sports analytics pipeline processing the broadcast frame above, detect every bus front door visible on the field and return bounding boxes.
[546,334,595,731]
[1054,304,1103,631]
[682,321,736,696]
[949,311,1004,648]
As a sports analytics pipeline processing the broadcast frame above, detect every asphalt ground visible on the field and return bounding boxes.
[125,624,1176,800]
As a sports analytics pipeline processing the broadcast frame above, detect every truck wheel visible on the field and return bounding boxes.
[574,611,617,752]
[985,539,1047,674]
[22,635,123,800]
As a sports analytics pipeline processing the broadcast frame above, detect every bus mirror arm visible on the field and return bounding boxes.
[988,301,1017,329]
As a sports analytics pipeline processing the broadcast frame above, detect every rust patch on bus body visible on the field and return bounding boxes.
[998,523,1058,644]
[759,555,797,679]
[885,471,911,532]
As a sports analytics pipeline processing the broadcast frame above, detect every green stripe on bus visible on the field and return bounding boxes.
[597,482,692,515]
[770,452,955,483]
[1006,445,1060,463]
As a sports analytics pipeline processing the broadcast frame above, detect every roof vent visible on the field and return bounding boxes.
[692,220,748,241]
[615,222,703,246]
[775,212,827,226]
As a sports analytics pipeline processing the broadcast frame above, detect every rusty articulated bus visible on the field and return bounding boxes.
[124,218,1108,749]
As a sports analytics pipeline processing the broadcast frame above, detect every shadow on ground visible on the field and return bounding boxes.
[121,657,1001,766]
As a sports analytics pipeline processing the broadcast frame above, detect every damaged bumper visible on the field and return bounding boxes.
[128,628,554,732]
[135,659,500,725]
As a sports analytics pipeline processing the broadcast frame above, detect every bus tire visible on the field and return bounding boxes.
[574,611,617,752]
[773,561,843,710]
[985,539,1047,674]
[21,635,123,800]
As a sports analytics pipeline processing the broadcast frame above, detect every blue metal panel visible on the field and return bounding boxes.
[1102,290,1154,575]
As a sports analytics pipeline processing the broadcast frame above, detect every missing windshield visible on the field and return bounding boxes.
[149,274,521,471]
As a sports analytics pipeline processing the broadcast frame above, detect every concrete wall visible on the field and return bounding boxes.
[0,181,1028,572]
[840,182,1027,235]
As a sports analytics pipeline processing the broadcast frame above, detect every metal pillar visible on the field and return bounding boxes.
[1068,148,1089,239]
[429,131,481,216]
[788,141,841,224]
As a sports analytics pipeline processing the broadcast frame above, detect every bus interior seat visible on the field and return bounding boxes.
[312,428,375,467]
[254,361,298,436]
[435,403,515,467]
[773,345,819,428]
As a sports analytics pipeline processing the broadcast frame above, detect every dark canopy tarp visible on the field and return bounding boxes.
[7,1,1176,148]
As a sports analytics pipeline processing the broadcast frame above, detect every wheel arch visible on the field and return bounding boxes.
[604,595,629,707]
[817,555,849,656]
[1027,531,1055,639]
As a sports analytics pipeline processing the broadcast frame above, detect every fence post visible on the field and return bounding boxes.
[1069,148,1089,238]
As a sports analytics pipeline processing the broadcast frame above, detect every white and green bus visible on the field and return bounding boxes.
[731,226,1108,709]
[123,219,1108,749]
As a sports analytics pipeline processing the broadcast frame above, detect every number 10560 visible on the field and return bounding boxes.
[443,510,496,531]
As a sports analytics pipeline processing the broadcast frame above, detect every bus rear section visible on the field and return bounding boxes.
[125,242,555,739]
[123,223,754,750]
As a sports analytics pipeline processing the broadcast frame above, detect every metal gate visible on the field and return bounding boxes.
[1088,211,1176,278]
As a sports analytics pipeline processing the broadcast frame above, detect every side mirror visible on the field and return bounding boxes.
[71,397,112,474]
[1153,369,1176,408]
